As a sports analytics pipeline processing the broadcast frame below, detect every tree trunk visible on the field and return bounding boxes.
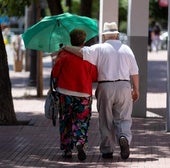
[80,0,93,17]
[46,0,63,15]
[0,26,17,125]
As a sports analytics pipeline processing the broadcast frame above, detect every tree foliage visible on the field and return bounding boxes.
[149,0,168,29]
[119,0,128,32]
[0,0,32,16]
[118,0,168,32]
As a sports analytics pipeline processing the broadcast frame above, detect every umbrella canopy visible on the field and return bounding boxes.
[22,12,98,52]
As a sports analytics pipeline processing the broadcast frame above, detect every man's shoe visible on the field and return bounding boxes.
[102,152,113,159]
[76,144,86,161]
[119,136,130,160]
[62,150,72,158]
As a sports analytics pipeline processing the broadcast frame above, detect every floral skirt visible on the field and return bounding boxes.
[58,93,92,151]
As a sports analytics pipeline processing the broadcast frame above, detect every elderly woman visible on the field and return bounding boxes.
[52,29,97,161]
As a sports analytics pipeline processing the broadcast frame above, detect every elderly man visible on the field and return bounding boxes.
[64,22,139,160]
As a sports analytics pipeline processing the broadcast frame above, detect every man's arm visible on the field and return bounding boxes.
[64,46,83,58]
[131,74,139,102]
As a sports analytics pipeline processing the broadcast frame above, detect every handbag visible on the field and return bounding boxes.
[44,72,59,126]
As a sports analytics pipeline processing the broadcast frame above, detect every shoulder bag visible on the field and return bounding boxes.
[44,72,59,126]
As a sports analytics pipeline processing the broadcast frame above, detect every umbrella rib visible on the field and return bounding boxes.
[49,23,57,52]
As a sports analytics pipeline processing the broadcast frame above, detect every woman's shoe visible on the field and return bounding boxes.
[76,144,86,161]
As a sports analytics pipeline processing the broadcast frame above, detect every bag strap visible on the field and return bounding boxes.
[50,71,58,127]
[50,71,56,92]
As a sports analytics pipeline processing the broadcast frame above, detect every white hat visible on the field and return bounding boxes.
[102,22,119,35]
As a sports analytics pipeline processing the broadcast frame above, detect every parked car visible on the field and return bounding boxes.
[160,31,168,50]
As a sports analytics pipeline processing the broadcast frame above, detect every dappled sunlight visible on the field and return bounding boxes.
[147,93,166,108]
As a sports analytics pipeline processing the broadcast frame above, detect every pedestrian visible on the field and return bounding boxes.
[148,26,152,52]
[51,29,98,161]
[64,22,139,160]
[12,34,25,72]
[151,22,161,52]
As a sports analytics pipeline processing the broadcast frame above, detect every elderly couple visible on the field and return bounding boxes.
[51,22,139,161]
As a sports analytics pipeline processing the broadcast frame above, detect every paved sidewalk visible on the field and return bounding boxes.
[0,50,170,168]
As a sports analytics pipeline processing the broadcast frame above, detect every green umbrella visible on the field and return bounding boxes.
[22,12,98,52]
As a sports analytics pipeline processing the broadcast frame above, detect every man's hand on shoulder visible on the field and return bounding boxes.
[63,45,83,58]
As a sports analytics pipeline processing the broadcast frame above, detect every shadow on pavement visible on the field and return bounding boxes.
[147,60,167,93]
